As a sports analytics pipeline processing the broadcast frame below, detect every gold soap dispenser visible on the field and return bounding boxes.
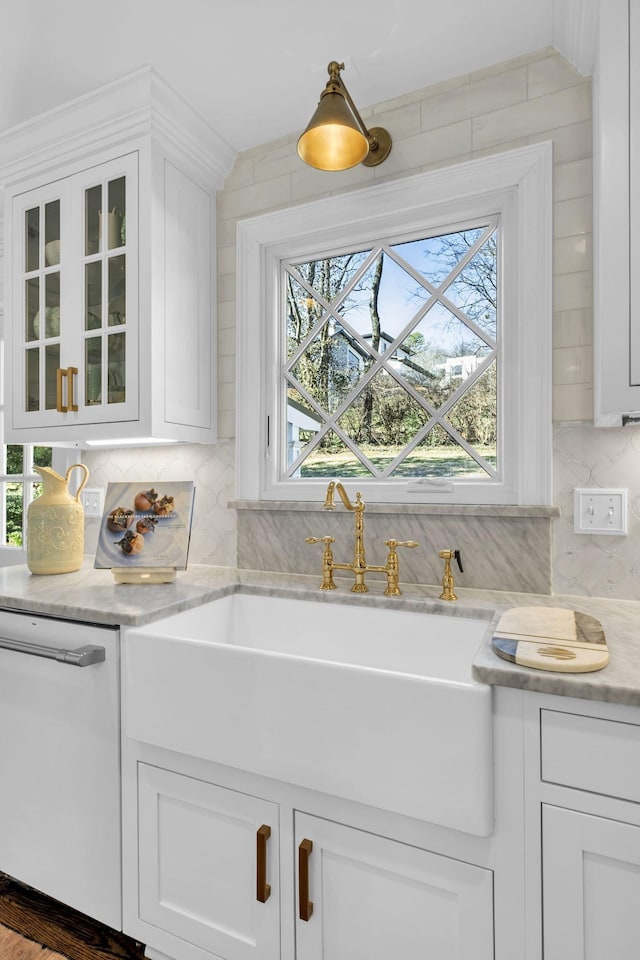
[438,548,463,602]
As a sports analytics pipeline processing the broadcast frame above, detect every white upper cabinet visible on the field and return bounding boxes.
[0,67,235,445]
[594,0,640,424]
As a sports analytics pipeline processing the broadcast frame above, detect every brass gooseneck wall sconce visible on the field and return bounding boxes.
[297,61,392,171]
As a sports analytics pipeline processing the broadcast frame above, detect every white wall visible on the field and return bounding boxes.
[84,47,640,600]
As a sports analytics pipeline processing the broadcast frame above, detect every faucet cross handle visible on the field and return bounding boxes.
[383,539,419,597]
[385,539,419,550]
[305,536,336,591]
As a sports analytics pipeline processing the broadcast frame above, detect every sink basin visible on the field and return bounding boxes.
[124,593,493,836]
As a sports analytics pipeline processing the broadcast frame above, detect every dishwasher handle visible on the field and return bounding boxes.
[0,637,106,667]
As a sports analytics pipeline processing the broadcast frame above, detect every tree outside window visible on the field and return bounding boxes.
[2,445,53,547]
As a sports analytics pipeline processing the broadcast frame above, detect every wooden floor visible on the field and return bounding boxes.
[0,873,146,960]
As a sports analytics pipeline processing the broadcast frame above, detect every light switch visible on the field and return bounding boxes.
[82,487,105,518]
[573,488,628,535]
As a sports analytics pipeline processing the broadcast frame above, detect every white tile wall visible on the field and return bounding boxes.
[80,48,640,599]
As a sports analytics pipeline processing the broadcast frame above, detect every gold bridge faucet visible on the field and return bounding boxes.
[305,481,418,595]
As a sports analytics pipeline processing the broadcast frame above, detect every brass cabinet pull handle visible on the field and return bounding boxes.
[67,366,79,412]
[298,838,313,921]
[56,368,67,413]
[256,824,271,903]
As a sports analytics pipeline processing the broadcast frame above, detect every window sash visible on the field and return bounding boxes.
[236,143,552,505]
[280,219,500,484]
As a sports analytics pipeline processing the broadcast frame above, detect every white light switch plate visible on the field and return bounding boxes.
[82,487,105,518]
[573,488,628,535]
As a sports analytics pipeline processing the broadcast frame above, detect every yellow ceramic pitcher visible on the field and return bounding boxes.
[26,464,90,575]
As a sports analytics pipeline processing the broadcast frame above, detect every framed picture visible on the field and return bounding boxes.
[95,481,195,570]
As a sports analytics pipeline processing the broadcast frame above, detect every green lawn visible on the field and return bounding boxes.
[300,446,496,478]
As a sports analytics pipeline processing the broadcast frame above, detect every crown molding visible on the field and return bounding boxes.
[0,65,236,191]
[552,0,599,76]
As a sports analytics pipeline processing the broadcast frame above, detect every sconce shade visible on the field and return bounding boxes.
[297,61,392,172]
[297,90,369,171]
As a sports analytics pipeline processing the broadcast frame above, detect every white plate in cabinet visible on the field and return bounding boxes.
[138,764,279,960]
[542,805,640,960]
[294,812,494,960]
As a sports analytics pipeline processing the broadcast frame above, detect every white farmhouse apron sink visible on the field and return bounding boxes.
[124,593,493,836]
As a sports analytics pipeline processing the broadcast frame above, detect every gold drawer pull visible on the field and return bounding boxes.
[298,838,313,921]
[256,824,271,903]
[56,367,67,413]
[67,366,78,412]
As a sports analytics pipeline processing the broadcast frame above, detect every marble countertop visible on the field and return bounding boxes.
[0,560,638,706]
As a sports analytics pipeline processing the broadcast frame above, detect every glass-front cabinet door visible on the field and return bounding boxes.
[12,153,138,430]
[20,188,64,420]
[83,167,129,410]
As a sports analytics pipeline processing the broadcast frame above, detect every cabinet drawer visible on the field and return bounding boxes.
[541,709,640,803]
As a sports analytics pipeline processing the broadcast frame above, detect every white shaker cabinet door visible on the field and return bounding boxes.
[294,812,494,960]
[543,804,640,960]
[138,763,280,960]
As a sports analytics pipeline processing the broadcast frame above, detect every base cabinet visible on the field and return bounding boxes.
[524,693,640,960]
[295,812,493,960]
[542,805,640,960]
[138,764,280,960]
[131,762,495,960]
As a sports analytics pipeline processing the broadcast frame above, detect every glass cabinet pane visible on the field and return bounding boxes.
[108,332,125,404]
[85,184,102,256]
[26,348,39,411]
[85,336,102,406]
[107,177,125,249]
[44,200,60,266]
[25,207,39,272]
[108,255,126,325]
[44,344,60,410]
[85,261,102,330]
[25,278,39,341]
[44,273,60,338]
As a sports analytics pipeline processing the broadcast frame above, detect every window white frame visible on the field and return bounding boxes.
[237,142,552,505]
[0,442,69,565]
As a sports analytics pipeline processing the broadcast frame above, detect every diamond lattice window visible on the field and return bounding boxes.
[283,223,498,482]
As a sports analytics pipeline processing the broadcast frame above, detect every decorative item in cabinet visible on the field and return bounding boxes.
[0,65,236,445]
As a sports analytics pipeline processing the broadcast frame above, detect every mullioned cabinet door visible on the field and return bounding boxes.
[10,153,139,434]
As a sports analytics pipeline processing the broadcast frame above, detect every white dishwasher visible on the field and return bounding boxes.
[0,609,121,930]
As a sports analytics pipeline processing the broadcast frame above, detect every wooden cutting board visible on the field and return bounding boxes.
[491,606,609,673]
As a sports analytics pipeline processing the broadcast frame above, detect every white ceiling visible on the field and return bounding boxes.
[1,0,595,156]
